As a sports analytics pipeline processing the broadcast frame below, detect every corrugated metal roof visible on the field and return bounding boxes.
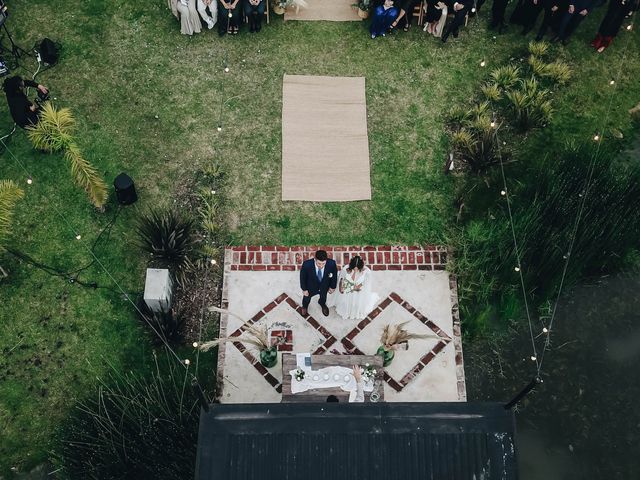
[196,402,517,480]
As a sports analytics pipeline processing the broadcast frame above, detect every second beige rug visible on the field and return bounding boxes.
[281,74,371,202]
[284,0,361,21]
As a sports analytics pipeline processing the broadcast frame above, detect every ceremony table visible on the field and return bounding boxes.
[281,353,384,403]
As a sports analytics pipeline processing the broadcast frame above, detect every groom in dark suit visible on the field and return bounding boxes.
[300,250,338,317]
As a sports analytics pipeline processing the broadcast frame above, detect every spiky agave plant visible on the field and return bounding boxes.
[136,208,197,287]
[27,102,108,209]
[0,180,24,252]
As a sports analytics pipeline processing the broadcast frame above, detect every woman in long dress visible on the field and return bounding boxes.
[168,0,202,35]
[423,1,448,37]
[334,256,380,321]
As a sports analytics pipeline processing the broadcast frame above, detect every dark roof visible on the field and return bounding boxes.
[196,402,518,480]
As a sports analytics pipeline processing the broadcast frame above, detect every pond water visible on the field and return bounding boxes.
[465,274,640,480]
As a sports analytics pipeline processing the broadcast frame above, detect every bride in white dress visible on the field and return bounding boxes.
[334,256,380,321]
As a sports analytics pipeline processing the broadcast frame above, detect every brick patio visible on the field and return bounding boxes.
[215,246,465,403]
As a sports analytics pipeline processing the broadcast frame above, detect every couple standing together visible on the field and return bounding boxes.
[300,250,379,320]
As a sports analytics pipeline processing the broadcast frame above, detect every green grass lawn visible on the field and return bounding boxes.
[1,0,639,475]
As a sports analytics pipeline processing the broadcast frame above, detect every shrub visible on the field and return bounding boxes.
[542,61,571,84]
[450,104,505,173]
[481,83,502,101]
[490,65,521,90]
[528,55,548,77]
[528,41,550,58]
[58,351,203,480]
[136,208,196,286]
[136,297,184,343]
[27,103,108,209]
[506,77,553,131]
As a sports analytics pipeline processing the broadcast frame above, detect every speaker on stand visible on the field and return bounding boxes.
[113,173,138,205]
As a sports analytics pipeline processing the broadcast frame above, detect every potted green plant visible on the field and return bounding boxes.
[200,307,280,368]
[352,0,370,18]
[377,321,439,367]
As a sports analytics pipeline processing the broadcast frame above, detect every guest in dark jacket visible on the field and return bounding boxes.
[591,0,638,51]
[533,0,564,39]
[442,0,474,41]
[3,76,49,129]
[554,0,594,43]
[300,250,338,317]
[489,0,510,31]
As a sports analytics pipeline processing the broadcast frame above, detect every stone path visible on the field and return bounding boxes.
[215,246,466,403]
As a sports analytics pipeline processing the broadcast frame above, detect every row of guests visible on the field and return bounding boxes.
[490,0,637,47]
[168,0,266,36]
[370,0,637,49]
[369,0,476,41]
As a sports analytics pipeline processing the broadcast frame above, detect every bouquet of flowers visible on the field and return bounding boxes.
[362,363,377,383]
[340,276,357,294]
[294,368,305,381]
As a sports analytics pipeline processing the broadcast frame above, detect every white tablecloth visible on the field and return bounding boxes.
[289,366,373,402]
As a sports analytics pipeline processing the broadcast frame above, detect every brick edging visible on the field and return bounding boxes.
[226,245,448,271]
[449,274,467,401]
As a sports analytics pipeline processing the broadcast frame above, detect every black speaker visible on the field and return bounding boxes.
[113,173,137,205]
[38,38,59,65]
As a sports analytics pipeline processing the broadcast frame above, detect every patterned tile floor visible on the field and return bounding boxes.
[215,246,465,403]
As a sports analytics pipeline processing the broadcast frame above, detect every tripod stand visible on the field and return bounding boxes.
[1,22,32,69]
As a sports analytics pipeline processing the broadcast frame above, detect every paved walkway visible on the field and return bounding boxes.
[215,246,466,403]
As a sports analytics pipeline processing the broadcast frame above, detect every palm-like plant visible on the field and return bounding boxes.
[0,180,24,252]
[27,102,108,209]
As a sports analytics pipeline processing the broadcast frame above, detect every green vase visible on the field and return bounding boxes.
[259,347,278,368]
[376,346,394,367]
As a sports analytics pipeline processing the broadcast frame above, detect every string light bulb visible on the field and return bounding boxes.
[184,359,190,365]
[224,66,230,73]
[210,190,216,195]
[530,355,537,361]
[500,190,506,196]
[75,234,82,240]
[480,60,486,67]
[193,342,199,348]
[26,176,33,185]
[514,266,521,272]
[471,7,476,12]
[627,24,633,31]
[210,259,217,265]
[609,79,615,86]
[542,327,548,333]
[593,133,600,142]
[217,125,222,132]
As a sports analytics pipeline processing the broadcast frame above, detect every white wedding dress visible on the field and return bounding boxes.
[334,266,380,321]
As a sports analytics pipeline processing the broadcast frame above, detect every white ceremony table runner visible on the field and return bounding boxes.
[289,366,373,402]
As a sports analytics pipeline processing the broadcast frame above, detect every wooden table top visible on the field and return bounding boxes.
[281,353,384,403]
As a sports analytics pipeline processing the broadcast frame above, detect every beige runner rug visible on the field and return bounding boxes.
[284,0,361,21]
[281,74,371,202]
